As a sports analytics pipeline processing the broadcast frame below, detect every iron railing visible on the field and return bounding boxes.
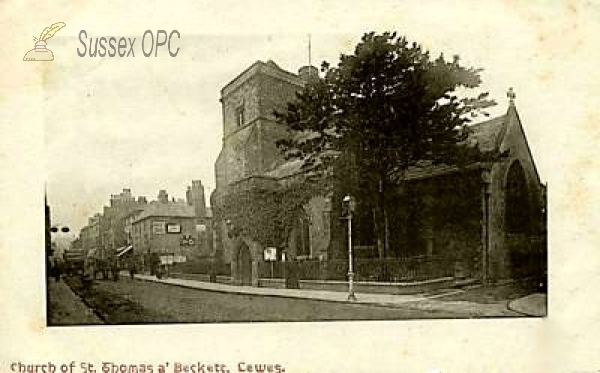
[258,255,454,283]
[173,259,231,276]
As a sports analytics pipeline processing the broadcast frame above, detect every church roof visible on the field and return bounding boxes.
[467,114,507,153]
[265,113,508,182]
[133,201,196,223]
[404,114,508,180]
[264,159,305,180]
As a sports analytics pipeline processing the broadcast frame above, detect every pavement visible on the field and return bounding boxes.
[135,274,522,317]
[508,293,547,316]
[47,278,103,325]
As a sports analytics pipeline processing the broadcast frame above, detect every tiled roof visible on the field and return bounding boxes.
[133,201,196,223]
[468,114,507,153]
[264,159,305,179]
[405,115,507,180]
[263,114,507,183]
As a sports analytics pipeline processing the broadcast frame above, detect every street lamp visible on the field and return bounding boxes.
[50,226,70,233]
[47,224,71,282]
[342,195,357,301]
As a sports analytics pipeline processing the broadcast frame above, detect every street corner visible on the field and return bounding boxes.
[508,293,547,317]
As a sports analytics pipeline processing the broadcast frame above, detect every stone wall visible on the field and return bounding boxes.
[488,106,545,279]
[258,74,303,121]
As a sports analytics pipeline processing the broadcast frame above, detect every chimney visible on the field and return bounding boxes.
[137,196,147,204]
[122,188,132,200]
[298,65,319,82]
[186,186,192,205]
[191,180,206,217]
[158,190,169,203]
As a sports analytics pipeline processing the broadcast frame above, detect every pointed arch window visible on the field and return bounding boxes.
[296,210,311,258]
[505,161,531,234]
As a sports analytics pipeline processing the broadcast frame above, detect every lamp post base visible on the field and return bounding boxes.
[348,271,357,301]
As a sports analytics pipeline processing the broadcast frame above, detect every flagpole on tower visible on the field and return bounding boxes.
[308,34,312,79]
[308,33,312,67]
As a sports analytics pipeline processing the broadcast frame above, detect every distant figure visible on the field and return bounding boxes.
[54,259,62,281]
[129,259,136,280]
[149,252,160,277]
[111,259,120,282]
[50,257,62,282]
[82,251,96,289]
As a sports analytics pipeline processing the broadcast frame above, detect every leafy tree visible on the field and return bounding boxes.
[276,32,496,258]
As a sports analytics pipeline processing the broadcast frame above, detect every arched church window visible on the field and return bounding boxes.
[505,161,531,234]
[296,210,310,258]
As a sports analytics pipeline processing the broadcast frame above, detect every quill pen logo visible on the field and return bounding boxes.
[23,22,66,61]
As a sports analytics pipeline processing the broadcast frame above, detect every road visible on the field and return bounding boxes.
[61,276,462,323]
[47,278,103,325]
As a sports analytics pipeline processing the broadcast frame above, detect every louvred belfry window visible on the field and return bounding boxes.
[236,105,245,127]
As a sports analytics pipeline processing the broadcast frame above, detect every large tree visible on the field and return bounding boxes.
[276,32,496,258]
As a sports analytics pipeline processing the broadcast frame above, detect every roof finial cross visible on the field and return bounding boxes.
[507,87,516,106]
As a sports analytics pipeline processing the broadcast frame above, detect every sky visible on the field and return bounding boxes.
[38,1,599,242]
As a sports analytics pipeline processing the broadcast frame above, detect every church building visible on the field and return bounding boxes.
[212,60,547,287]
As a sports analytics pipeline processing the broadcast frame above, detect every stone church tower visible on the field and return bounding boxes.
[213,60,320,285]
[214,60,314,189]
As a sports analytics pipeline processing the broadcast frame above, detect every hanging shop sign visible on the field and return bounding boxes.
[166,223,181,234]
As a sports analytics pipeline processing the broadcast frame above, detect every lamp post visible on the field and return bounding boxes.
[343,195,357,301]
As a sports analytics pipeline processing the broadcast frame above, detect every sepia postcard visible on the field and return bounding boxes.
[1,0,599,372]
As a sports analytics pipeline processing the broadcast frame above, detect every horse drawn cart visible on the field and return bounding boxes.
[62,249,85,276]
